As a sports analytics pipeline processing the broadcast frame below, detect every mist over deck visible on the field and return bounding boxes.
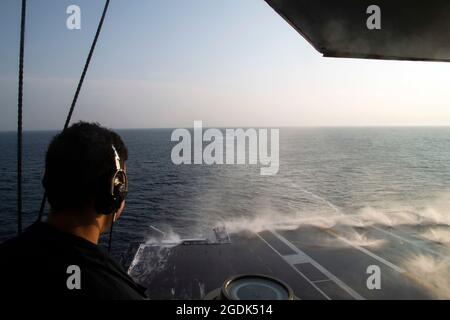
[126,222,445,300]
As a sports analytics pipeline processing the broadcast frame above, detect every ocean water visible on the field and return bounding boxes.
[1,128,450,273]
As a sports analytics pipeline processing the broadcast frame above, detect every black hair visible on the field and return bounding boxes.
[43,121,128,214]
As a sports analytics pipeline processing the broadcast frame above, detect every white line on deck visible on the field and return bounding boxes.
[288,186,447,260]
[255,233,332,300]
[269,230,365,300]
[326,229,406,273]
[369,225,447,259]
[311,279,332,284]
[332,214,448,259]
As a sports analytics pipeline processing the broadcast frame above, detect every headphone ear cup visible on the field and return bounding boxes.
[97,182,124,215]
[111,170,127,213]
[96,153,127,216]
[112,193,123,212]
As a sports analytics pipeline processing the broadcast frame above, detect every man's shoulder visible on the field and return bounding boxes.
[0,223,61,261]
[0,223,146,300]
[0,236,19,252]
[0,227,69,281]
[0,233,30,261]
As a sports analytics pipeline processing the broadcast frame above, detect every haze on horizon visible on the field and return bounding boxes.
[1,0,450,131]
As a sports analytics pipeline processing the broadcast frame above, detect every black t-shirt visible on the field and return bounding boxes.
[0,222,146,299]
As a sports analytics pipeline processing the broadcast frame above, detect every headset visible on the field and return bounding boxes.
[103,144,128,252]
[43,144,128,216]
[43,144,127,251]
[99,144,128,217]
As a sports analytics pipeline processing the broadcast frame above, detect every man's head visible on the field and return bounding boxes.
[43,122,128,232]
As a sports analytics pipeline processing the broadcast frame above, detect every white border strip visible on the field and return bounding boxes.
[256,233,332,300]
[325,229,406,273]
[270,230,366,300]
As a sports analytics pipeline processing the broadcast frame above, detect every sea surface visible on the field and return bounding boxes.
[1,128,450,274]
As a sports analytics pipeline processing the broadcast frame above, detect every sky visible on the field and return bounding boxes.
[1,0,450,131]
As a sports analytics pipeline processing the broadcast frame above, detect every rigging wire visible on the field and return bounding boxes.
[17,0,27,235]
[37,0,111,222]
[108,212,117,253]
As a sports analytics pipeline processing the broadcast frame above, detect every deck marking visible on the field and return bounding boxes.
[333,214,448,259]
[268,230,365,300]
[311,279,332,284]
[335,213,447,258]
[325,229,406,273]
[369,225,447,259]
[256,233,332,300]
[284,253,310,265]
[290,186,447,259]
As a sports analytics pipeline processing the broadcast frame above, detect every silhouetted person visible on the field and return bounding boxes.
[0,122,146,299]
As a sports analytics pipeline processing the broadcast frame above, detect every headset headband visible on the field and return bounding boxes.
[112,145,122,171]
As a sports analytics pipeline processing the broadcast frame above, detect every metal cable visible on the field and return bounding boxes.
[17,0,27,235]
[108,213,116,253]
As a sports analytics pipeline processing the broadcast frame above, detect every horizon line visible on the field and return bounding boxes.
[2,124,450,133]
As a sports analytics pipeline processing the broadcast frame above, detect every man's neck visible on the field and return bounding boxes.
[47,209,103,245]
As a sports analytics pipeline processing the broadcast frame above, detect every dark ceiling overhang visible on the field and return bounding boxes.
[265,0,450,62]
